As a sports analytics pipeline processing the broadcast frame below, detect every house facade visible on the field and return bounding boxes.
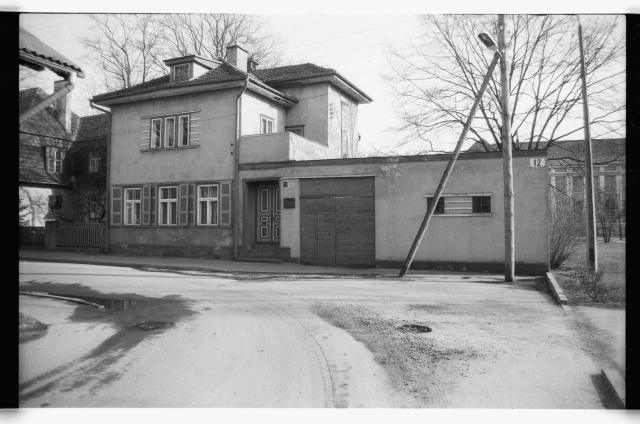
[93,45,550,274]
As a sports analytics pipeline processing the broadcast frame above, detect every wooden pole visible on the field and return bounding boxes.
[398,52,501,277]
[578,23,598,271]
[498,14,515,282]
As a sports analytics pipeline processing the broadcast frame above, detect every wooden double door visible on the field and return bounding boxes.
[256,183,280,243]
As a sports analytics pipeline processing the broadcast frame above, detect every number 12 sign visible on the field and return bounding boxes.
[530,158,546,168]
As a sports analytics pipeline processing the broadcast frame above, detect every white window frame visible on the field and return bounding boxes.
[48,148,62,173]
[124,188,141,225]
[260,115,274,134]
[178,115,190,147]
[165,117,176,148]
[159,186,178,225]
[151,118,162,149]
[197,184,219,226]
[173,64,191,80]
[89,152,101,173]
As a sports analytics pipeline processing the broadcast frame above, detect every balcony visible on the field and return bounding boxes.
[239,132,330,164]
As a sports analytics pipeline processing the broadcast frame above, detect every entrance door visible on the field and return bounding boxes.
[256,183,280,243]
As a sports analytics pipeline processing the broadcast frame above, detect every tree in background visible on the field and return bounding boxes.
[384,15,625,153]
[82,14,283,92]
[549,179,584,269]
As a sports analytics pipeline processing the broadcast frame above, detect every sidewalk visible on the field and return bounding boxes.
[18,248,445,278]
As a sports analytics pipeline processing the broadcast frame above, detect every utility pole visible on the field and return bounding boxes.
[398,48,501,278]
[498,14,515,282]
[578,23,598,271]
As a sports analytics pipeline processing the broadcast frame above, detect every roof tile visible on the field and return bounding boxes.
[19,26,83,74]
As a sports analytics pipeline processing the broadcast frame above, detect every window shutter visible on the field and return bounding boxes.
[142,185,151,225]
[150,185,157,225]
[188,183,196,225]
[220,181,232,226]
[179,183,189,226]
[111,187,122,225]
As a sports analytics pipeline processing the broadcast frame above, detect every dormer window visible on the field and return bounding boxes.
[173,63,191,81]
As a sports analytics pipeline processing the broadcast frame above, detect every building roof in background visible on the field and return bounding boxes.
[467,139,626,166]
[251,63,336,83]
[76,113,110,141]
[19,26,83,74]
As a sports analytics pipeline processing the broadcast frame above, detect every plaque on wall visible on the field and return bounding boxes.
[283,198,296,209]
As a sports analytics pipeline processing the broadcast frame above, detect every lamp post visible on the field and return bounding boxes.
[398,33,501,278]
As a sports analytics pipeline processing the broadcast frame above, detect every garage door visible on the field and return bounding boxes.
[300,177,375,267]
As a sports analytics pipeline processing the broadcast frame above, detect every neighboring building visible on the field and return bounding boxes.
[93,45,550,274]
[19,26,108,227]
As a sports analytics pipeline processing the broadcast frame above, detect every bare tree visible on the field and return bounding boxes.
[83,14,283,92]
[384,15,625,153]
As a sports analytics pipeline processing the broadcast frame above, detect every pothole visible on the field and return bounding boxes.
[397,324,432,333]
[128,321,174,331]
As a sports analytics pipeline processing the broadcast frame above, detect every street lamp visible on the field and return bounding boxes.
[398,36,502,278]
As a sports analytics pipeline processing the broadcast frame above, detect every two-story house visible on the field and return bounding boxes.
[93,45,550,275]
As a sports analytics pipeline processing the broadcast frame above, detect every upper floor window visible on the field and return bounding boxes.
[261,115,274,134]
[89,152,101,173]
[149,114,190,149]
[48,148,62,173]
[604,175,617,193]
[173,64,191,80]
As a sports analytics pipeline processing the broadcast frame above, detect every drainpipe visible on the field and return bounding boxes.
[233,76,250,260]
[90,101,112,254]
[19,72,77,125]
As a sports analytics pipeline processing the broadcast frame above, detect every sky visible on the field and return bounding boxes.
[18,2,631,156]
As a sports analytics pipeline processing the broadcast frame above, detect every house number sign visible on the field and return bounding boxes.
[283,198,296,209]
[530,158,546,168]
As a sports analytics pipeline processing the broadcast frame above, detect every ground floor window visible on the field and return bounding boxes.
[125,188,141,225]
[472,196,491,214]
[198,184,218,225]
[424,194,492,216]
[159,186,178,225]
[426,197,445,214]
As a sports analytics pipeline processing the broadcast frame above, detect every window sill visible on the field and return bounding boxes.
[141,145,200,152]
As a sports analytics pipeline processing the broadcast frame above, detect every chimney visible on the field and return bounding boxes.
[226,44,248,72]
[247,57,260,72]
[54,80,73,133]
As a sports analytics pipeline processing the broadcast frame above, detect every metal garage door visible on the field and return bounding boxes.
[300,177,375,267]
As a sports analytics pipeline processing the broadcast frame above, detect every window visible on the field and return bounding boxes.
[148,114,190,149]
[286,126,304,137]
[178,115,190,146]
[173,64,191,80]
[151,118,162,148]
[89,194,101,222]
[165,117,175,148]
[48,195,63,209]
[604,198,617,216]
[604,175,616,193]
[427,197,445,214]
[472,196,491,213]
[261,115,274,134]
[159,186,178,225]
[89,152,101,173]
[572,176,583,195]
[553,176,567,192]
[48,148,62,173]
[198,185,219,225]
[124,188,141,225]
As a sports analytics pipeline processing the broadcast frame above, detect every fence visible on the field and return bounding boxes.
[56,223,104,248]
[19,226,45,246]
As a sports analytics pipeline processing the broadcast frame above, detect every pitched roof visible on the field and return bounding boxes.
[76,114,110,141]
[93,60,371,103]
[19,26,83,74]
[92,62,245,100]
[252,63,336,83]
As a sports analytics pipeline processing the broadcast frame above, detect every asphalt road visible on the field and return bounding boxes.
[18,261,612,408]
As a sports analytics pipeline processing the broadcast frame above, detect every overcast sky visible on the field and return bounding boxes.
[18,2,631,155]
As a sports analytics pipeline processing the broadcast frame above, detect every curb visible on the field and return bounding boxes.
[19,291,104,309]
[545,272,569,309]
[601,368,626,408]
